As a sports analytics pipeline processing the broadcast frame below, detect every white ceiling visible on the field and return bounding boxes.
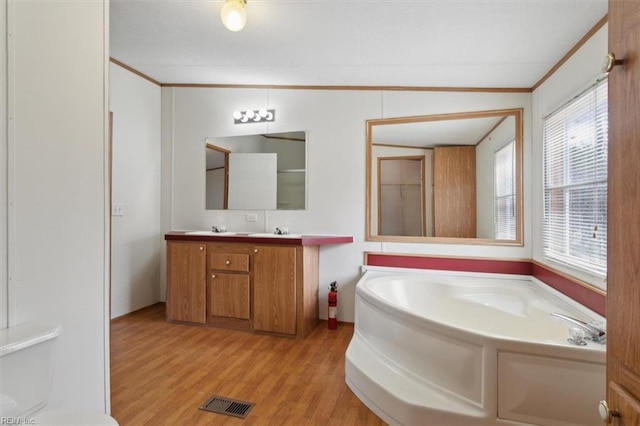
[372,115,505,148]
[110,0,608,88]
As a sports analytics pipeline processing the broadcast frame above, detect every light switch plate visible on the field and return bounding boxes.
[246,213,257,222]
[112,203,124,217]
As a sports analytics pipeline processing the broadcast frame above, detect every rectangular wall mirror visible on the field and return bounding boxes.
[206,131,307,210]
[366,109,523,245]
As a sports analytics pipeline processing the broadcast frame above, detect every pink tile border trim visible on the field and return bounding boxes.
[364,253,606,317]
[532,263,605,317]
[365,253,532,275]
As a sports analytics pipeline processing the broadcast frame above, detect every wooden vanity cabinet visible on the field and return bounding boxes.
[207,243,252,330]
[166,241,207,324]
[203,243,321,337]
[165,232,352,338]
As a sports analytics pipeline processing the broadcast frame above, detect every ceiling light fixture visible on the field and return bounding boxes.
[233,109,275,124]
[221,0,247,32]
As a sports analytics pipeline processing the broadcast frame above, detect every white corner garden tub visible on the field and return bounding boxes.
[345,267,606,426]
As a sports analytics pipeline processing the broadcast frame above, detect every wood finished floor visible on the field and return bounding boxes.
[110,304,386,425]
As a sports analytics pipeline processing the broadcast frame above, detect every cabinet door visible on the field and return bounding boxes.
[209,273,250,320]
[166,242,206,324]
[607,0,640,422]
[433,146,477,238]
[253,246,296,335]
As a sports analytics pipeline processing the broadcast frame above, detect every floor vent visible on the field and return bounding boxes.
[199,395,256,419]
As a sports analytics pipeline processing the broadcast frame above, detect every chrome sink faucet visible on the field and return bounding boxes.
[211,225,226,233]
[274,227,289,235]
[551,312,606,345]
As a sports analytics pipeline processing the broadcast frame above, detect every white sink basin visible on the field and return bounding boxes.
[185,231,237,236]
[248,233,302,238]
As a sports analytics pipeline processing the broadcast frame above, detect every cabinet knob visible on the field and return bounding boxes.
[211,274,216,279]
[254,248,259,253]
[602,53,624,73]
[225,260,231,265]
[598,400,619,423]
[199,246,204,251]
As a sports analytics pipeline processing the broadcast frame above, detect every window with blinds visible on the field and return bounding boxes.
[494,140,516,239]
[542,78,608,277]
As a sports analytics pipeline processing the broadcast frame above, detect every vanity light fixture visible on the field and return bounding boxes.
[233,109,275,124]
[221,0,247,32]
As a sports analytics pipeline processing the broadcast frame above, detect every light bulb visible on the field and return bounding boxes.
[233,110,242,120]
[259,109,268,118]
[221,0,247,32]
[245,110,255,119]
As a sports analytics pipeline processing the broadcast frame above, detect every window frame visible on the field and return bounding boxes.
[541,78,608,278]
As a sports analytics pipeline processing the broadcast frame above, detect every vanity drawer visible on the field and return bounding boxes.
[209,252,250,272]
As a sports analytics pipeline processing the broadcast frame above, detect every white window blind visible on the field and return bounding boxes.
[494,140,516,239]
[542,78,608,277]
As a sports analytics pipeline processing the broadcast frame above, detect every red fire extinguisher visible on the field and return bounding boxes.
[328,281,338,330]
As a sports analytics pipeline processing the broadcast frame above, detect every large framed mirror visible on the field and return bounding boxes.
[366,108,523,245]
[205,131,307,210]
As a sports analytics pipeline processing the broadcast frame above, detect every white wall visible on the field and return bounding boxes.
[162,87,532,322]
[6,0,109,413]
[109,63,162,318]
[531,24,608,290]
[0,0,8,330]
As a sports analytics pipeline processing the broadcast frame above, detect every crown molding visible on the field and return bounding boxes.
[110,57,161,86]
[531,14,608,92]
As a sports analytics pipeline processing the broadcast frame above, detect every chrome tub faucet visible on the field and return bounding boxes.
[551,312,606,345]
